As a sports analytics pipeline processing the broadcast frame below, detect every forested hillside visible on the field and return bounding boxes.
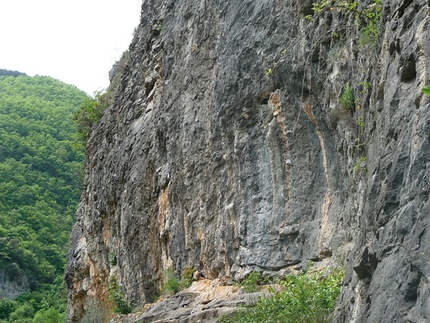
[0,72,88,322]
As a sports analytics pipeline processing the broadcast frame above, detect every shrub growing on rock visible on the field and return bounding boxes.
[220,267,344,323]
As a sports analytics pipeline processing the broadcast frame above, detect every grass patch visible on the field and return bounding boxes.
[220,267,344,323]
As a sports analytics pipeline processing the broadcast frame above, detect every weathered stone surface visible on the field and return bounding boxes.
[0,268,29,300]
[66,0,430,322]
[109,279,267,323]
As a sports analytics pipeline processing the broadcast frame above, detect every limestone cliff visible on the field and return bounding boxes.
[66,0,430,322]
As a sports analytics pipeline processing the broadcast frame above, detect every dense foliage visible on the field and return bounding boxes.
[0,73,89,322]
[221,268,344,323]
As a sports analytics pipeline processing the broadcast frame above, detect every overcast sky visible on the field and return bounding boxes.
[0,0,142,95]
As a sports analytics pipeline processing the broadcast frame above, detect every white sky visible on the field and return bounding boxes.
[0,0,142,95]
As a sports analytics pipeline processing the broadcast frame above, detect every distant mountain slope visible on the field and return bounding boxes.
[0,73,88,321]
[0,69,26,78]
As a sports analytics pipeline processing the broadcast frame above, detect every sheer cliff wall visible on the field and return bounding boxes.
[66,0,430,322]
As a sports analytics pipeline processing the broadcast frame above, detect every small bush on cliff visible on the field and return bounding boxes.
[220,267,344,323]
[180,267,195,289]
[340,83,355,110]
[73,91,109,142]
[110,254,118,266]
[73,51,129,149]
[159,267,195,298]
[108,276,132,314]
[161,268,180,296]
[354,156,367,173]
[240,271,264,293]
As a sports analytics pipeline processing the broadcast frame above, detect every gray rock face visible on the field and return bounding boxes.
[0,268,29,300]
[66,0,430,322]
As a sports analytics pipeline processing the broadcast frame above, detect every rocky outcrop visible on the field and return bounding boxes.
[110,279,273,323]
[0,266,29,299]
[66,0,430,322]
